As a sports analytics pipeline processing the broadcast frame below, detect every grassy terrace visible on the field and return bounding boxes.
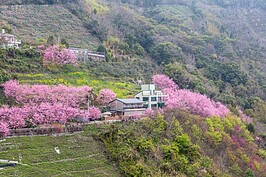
[0,126,120,177]
[16,72,139,98]
[1,53,149,99]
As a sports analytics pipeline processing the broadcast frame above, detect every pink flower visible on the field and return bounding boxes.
[152,74,178,91]
[43,45,77,66]
[89,107,101,119]
[145,108,154,117]
[132,112,141,119]
[38,45,46,50]
[0,80,102,128]
[2,80,92,108]
[0,121,9,137]
[152,74,230,117]
[96,89,116,105]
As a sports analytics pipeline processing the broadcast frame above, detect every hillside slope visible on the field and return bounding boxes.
[0,4,100,48]
[0,126,120,177]
[0,1,266,176]
[0,48,162,105]
[1,0,265,85]
[100,110,266,177]
[0,0,266,127]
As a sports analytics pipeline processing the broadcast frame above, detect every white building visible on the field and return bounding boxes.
[0,29,21,49]
[134,84,166,109]
[69,47,106,62]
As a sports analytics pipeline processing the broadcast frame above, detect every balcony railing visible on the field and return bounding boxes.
[123,105,144,109]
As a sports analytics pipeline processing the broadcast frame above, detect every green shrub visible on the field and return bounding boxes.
[244,168,255,177]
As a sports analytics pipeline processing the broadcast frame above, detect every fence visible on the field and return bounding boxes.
[9,125,84,136]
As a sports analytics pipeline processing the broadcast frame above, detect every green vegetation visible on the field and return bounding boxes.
[0,0,265,141]
[0,0,266,175]
[0,0,265,108]
[0,4,100,48]
[0,125,120,177]
[0,48,157,100]
[0,111,265,177]
[99,110,266,177]
[16,72,138,98]
[85,0,109,14]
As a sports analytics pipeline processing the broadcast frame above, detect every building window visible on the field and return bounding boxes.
[135,97,140,100]
[151,97,157,101]
[143,97,149,101]
[151,104,157,108]
[158,102,165,108]
[143,104,148,108]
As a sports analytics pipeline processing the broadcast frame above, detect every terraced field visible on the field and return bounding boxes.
[0,4,100,49]
[0,125,120,177]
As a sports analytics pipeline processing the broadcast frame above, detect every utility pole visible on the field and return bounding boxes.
[13,27,16,47]
[87,93,90,110]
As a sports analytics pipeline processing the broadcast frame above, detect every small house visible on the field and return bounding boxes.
[109,98,146,116]
[0,29,21,49]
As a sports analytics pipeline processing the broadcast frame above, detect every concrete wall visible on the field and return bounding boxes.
[124,109,145,116]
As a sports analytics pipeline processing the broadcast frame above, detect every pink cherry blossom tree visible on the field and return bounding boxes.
[132,112,141,119]
[89,106,101,119]
[0,104,79,128]
[0,121,9,137]
[43,45,77,66]
[28,103,80,125]
[2,80,92,108]
[0,80,104,136]
[38,45,46,50]
[145,108,154,117]
[0,106,27,129]
[152,74,178,91]
[152,74,229,117]
[96,89,116,106]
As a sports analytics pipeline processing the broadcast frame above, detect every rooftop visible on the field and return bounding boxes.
[69,47,105,57]
[1,33,15,37]
[115,98,144,104]
[69,47,89,52]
